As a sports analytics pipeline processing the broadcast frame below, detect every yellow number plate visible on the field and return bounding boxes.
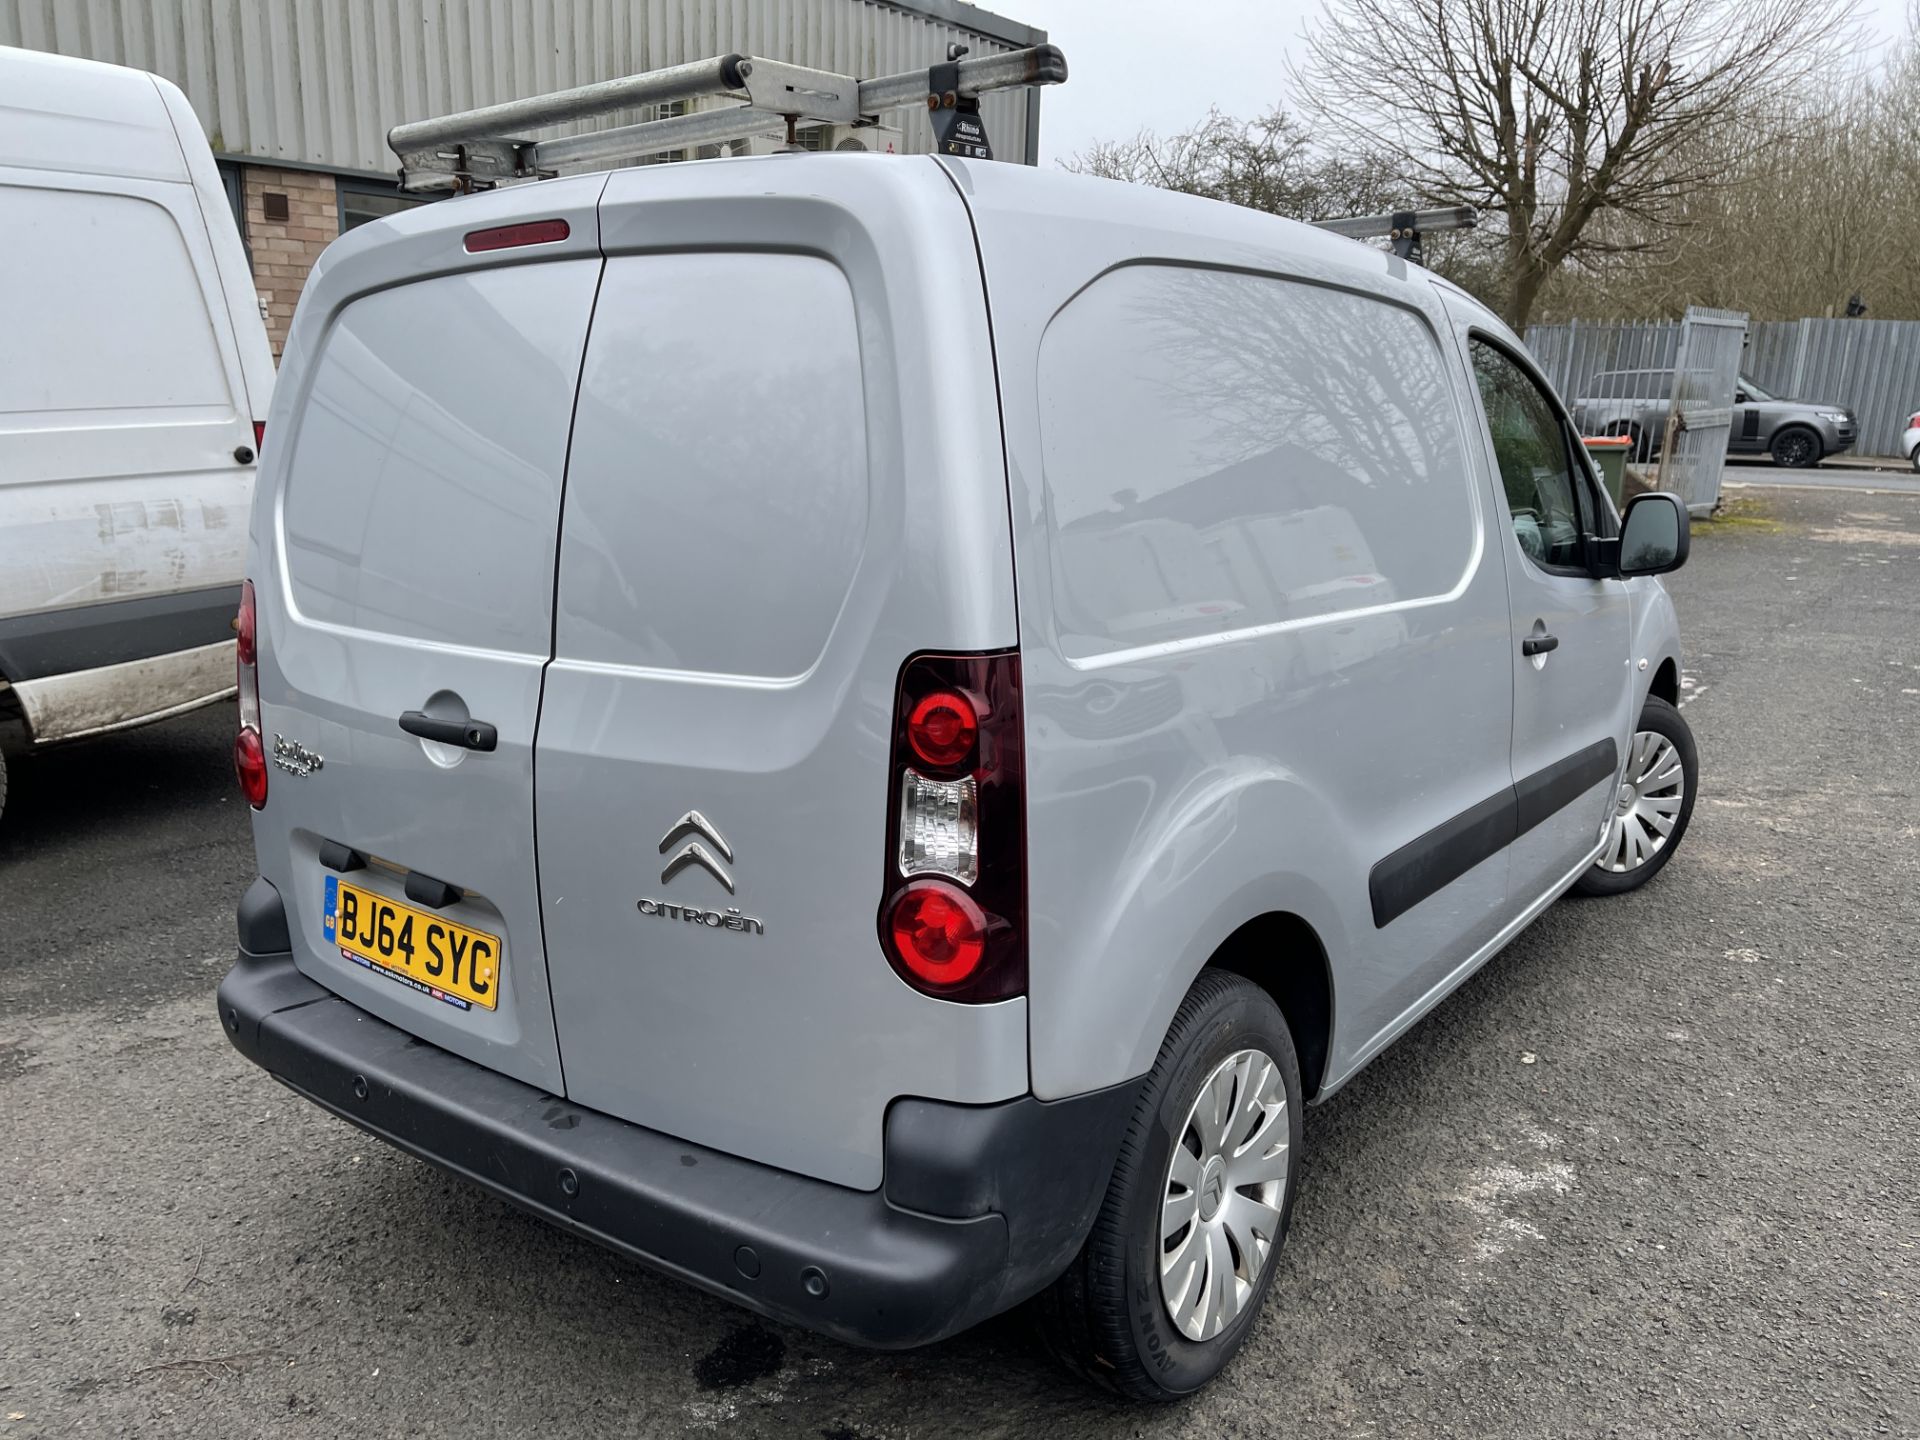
[321,876,501,1012]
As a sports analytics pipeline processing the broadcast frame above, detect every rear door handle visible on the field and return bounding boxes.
[1521,634,1560,657]
[398,711,497,752]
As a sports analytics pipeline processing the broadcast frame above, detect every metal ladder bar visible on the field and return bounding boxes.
[1310,206,1477,241]
[388,56,751,154]
[389,44,1067,190]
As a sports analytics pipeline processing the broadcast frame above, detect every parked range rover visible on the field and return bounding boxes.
[218,152,1698,1399]
[1573,368,1856,467]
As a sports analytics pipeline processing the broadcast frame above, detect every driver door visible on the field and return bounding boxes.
[1730,382,1764,453]
[1460,333,1634,904]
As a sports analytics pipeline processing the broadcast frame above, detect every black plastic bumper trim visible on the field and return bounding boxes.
[217,943,1127,1349]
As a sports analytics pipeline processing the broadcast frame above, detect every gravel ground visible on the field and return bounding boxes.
[2,483,1916,1439]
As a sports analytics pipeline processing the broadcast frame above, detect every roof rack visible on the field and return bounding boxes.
[1311,206,1477,264]
[388,43,1068,192]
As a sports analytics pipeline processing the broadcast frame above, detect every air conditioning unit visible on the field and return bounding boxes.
[825,124,904,155]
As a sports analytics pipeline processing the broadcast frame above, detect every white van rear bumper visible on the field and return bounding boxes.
[9,638,234,742]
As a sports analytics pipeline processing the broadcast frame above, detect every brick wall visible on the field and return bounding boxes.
[242,167,338,358]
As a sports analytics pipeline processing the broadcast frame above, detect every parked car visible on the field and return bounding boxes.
[0,47,273,822]
[217,156,1697,1401]
[1904,408,1920,472]
[1572,368,1856,468]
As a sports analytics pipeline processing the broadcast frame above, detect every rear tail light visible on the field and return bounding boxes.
[233,579,267,809]
[879,651,1024,1002]
[253,420,266,453]
[889,882,989,988]
[1910,413,1920,430]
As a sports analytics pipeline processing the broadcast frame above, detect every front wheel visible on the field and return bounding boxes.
[1770,427,1821,468]
[1033,969,1302,1401]
[1575,695,1698,896]
[1910,444,1919,475]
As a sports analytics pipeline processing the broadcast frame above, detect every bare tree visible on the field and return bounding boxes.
[1294,0,1858,330]
[1540,6,1920,321]
[1065,108,1404,223]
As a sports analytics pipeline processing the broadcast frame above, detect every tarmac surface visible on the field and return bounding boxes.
[2,482,1916,1438]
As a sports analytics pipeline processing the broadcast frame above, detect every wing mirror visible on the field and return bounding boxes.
[1582,495,1689,579]
[1591,491,1689,579]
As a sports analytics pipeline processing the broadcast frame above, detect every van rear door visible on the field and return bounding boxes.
[532,160,1029,1191]
[250,182,606,1094]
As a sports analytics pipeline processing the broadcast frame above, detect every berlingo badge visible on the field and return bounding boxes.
[271,734,324,777]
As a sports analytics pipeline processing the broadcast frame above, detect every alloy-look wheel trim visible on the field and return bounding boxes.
[1157,1047,1289,1343]
[1599,727,1686,873]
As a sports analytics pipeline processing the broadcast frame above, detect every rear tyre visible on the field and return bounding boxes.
[1034,969,1302,1401]
[1910,444,1919,475]
[1770,426,1821,468]
[0,746,7,826]
[1574,695,1697,897]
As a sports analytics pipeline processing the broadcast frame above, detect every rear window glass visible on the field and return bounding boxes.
[280,260,602,654]
[553,252,868,680]
[1037,264,1477,661]
[0,185,229,418]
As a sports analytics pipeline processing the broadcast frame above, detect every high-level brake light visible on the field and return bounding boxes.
[463,219,570,253]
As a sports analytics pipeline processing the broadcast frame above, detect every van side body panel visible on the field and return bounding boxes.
[948,161,1524,1102]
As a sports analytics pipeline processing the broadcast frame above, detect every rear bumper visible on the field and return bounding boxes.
[218,897,1134,1349]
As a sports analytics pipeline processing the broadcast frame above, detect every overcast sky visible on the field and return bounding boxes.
[1021,0,1917,164]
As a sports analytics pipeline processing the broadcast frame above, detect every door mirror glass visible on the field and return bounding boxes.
[1619,492,1689,576]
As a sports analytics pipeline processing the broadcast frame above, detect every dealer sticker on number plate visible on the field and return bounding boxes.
[322,874,501,1011]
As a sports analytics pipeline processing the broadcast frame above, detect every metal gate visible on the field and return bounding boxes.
[1659,306,1748,516]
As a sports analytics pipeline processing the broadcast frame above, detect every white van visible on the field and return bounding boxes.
[0,47,273,820]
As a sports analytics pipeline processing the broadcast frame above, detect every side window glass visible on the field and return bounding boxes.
[1470,339,1585,568]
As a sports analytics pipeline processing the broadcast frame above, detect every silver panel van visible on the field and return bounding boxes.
[218,151,1696,1399]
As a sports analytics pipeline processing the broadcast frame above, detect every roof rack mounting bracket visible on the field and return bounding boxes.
[1310,205,1478,267]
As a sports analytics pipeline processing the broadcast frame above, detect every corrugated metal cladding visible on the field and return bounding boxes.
[0,0,1044,172]
[1528,316,1920,459]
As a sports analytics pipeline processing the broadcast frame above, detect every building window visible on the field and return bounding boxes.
[338,177,431,232]
[642,99,691,164]
[216,160,249,265]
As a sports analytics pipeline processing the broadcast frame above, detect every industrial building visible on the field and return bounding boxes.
[1,0,1046,355]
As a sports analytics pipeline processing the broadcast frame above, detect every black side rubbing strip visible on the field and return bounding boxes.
[1513,738,1619,838]
[0,584,241,682]
[1369,790,1517,930]
[1371,737,1623,929]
